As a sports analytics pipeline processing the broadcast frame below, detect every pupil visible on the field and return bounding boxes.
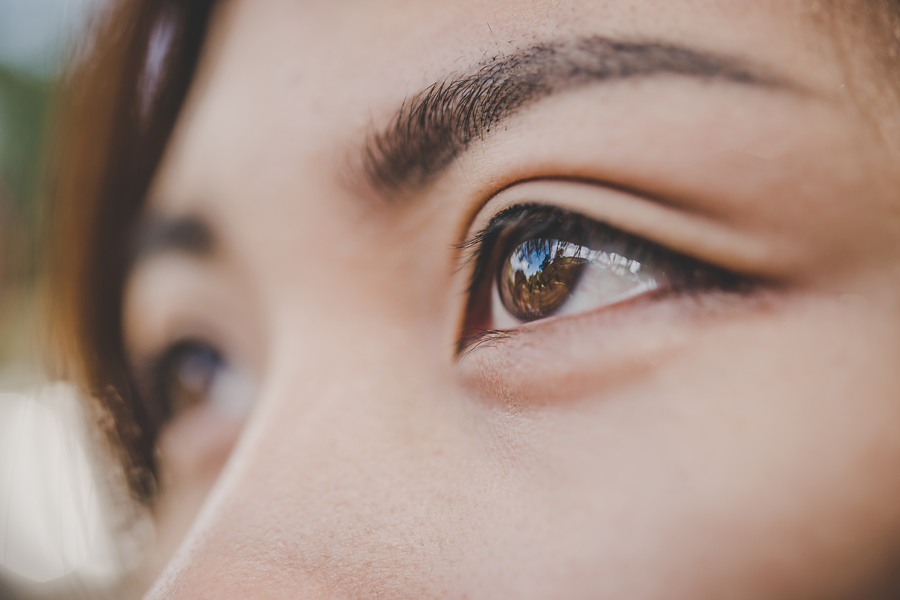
[498,238,589,321]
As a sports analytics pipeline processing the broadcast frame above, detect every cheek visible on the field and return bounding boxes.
[150,289,900,598]
[157,405,244,487]
[140,406,244,586]
[455,291,900,595]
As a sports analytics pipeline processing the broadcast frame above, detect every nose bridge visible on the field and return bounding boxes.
[144,316,487,599]
[142,189,490,596]
[258,302,452,442]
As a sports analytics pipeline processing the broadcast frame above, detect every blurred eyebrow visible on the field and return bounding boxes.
[361,35,792,194]
[132,214,215,263]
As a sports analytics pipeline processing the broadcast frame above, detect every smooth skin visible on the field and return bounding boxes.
[123,0,900,597]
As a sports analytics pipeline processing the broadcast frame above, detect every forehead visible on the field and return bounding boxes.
[140,0,900,304]
[200,0,820,75]
[154,0,835,185]
[143,0,900,300]
[204,0,828,85]
[204,0,820,114]
[150,0,847,213]
[147,0,869,247]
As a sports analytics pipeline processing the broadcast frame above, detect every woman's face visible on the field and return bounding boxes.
[124,0,900,597]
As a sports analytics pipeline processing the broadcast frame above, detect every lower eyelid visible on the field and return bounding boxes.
[458,285,770,383]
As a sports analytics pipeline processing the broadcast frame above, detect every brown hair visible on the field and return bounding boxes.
[48,0,216,502]
[47,0,900,503]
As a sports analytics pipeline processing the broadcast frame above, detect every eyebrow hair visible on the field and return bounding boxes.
[131,213,216,263]
[361,35,788,194]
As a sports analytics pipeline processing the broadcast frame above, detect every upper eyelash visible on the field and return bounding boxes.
[457,204,556,297]
[459,204,644,300]
[460,203,751,297]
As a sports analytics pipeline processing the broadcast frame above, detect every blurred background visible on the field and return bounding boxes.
[0,1,146,598]
[0,0,99,364]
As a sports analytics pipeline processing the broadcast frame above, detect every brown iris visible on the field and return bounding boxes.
[498,238,589,321]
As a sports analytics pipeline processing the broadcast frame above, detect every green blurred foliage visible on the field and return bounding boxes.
[0,62,51,226]
[0,64,52,362]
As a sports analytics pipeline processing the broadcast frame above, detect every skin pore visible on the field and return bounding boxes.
[119,0,900,597]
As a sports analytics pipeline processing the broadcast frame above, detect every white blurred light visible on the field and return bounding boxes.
[0,384,122,583]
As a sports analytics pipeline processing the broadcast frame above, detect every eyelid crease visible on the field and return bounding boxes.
[459,179,790,279]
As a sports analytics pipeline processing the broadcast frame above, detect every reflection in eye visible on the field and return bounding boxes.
[152,340,256,419]
[463,203,744,338]
[497,238,663,324]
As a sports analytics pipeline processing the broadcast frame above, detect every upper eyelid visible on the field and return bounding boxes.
[458,179,785,278]
[457,177,691,249]
[455,205,533,296]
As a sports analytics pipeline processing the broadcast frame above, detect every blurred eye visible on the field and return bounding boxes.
[462,204,743,338]
[152,340,256,419]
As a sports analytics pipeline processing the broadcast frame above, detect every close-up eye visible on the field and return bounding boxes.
[463,203,744,336]
[148,340,256,420]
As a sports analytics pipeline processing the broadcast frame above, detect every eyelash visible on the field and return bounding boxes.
[459,203,747,348]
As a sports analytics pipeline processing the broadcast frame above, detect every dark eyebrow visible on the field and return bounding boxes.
[131,213,216,264]
[361,35,791,195]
